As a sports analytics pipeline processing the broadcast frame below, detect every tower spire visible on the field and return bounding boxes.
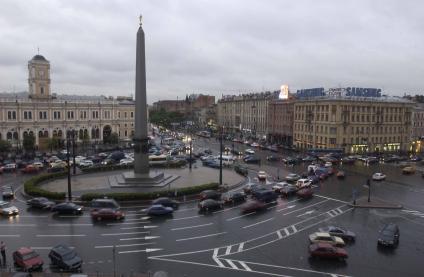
[139,14,142,26]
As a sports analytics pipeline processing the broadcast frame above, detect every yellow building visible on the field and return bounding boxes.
[293,96,413,153]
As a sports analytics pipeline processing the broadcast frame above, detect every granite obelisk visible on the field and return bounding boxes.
[133,16,149,175]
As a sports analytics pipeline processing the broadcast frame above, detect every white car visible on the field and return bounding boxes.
[74,156,87,165]
[0,201,19,216]
[309,232,345,247]
[296,178,312,189]
[32,161,44,169]
[324,162,333,167]
[245,149,255,155]
[372,173,386,181]
[119,158,134,166]
[272,182,290,192]
[257,171,267,181]
[79,160,94,167]
[251,142,260,147]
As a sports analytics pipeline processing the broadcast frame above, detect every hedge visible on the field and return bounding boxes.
[80,182,220,201]
[24,172,67,200]
[80,160,188,173]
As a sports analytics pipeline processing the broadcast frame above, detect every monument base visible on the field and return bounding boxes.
[108,170,179,188]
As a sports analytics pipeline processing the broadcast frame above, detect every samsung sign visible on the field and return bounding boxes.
[345,87,381,97]
[297,87,382,98]
[296,88,325,98]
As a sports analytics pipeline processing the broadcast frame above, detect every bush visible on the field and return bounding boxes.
[80,182,219,201]
[24,172,67,200]
[80,160,188,173]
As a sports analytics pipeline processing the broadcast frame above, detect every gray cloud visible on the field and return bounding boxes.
[0,0,423,103]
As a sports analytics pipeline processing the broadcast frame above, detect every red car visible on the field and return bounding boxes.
[13,247,44,271]
[21,165,39,174]
[296,187,313,199]
[241,200,266,213]
[309,243,348,260]
[91,208,125,221]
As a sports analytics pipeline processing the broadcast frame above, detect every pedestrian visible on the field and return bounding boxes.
[0,241,6,266]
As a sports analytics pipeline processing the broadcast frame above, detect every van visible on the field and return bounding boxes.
[90,198,120,211]
[218,155,235,166]
[296,178,312,189]
[253,189,278,203]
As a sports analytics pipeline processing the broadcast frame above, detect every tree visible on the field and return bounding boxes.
[23,133,35,153]
[0,140,11,153]
[104,132,119,145]
[47,137,60,152]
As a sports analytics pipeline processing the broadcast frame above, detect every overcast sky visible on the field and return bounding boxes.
[0,0,423,103]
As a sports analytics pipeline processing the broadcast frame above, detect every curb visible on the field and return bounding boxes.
[348,204,403,209]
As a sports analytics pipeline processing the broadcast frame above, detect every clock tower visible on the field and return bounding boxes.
[28,54,51,99]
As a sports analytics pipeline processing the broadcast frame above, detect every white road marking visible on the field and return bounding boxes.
[120,205,148,209]
[17,215,48,218]
[213,248,220,257]
[314,194,349,204]
[276,230,283,239]
[225,245,232,255]
[291,225,297,233]
[176,207,198,212]
[281,200,328,215]
[213,205,240,214]
[0,235,20,237]
[120,236,159,241]
[268,204,296,211]
[48,223,92,227]
[171,223,213,231]
[124,218,152,222]
[95,242,155,249]
[176,232,227,242]
[237,243,244,252]
[296,210,315,217]
[169,215,202,221]
[0,224,35,227]
[242,217,274,229]
[36,234,86,237]
[238,261,252,272]
[224,259,239,269]
[336,208,343,214]
[120,226,151,230]
[226,212,255,221]
[118,248,162,254]
[283,228,290,236]
[213,257,225,267]
[107,222,149,226]
[101,231,150,236]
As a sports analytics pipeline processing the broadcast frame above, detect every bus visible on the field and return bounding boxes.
[307,148,344,157]
[149,154,169,165]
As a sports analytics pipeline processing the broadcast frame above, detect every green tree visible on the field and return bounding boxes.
[104,132,119,145]
[23,133,36,153]
[0,140,11,153]
[47,137,60,152]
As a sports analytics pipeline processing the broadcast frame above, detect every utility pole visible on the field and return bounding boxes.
[189,136,192,170]
[66,131,72,202]
[72,130,76,174]
[219,126,223,185]
[367,179,371,202]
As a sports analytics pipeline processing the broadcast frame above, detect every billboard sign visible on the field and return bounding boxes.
[279,85,289,99]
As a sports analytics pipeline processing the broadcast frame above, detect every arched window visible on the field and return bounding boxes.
[6,132,12,140]
[13,132,18,140]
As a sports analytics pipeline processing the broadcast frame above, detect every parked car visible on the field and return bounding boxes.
[234,164,248,176]
[91,208,125,221]
[1,185,14,199]
[21,165,40,174]
[152,197,179,209]
[144,204,174,216]
[51,203,83,215]
[26,197,55,210]
[402,166,415,175]
[309,243,348,260]
[243,156,261,164]
[32,161,44,169]
[244,149,255,155]
[198,199,223,212]
[296,187,314,199]
[241,200,266,213]
[285,173,301,182]
[266,155,280,162]
[0,200,19,215]
[79,160,94,167]
[222,192,246,204]
[257,171,267,181]
[309,232,345,247]
[372,173,386,181]
[377,223,400,247]
[90,198,120,211]
[48,244,82,272]
[341,157,355,165]
[324,161,333,167]
[319,226,356,241]
[199,190,221,201]
[2,163,17,173]
[296,178,312,189]
[13,247,44,271]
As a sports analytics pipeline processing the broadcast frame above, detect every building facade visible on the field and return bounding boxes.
[217,91,279,138]
[267,99,294,146]
[293,96,413,153]
[0,54,135,149]
[152,94,215,115]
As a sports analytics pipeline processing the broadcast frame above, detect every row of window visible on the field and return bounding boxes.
[295,124,405,135]
[295,105,406,114]
[5,110,134,121]
[295,135,408,145]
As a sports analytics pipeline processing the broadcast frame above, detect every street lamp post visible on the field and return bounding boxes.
[219,126,223,185]
[66,131,72,201]
[72,131,76,174]
[188,136,192,170]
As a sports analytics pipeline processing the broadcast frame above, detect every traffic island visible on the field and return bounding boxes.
[350,196,403,209]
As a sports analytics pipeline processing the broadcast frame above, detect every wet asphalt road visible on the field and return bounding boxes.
[1,140,424,276]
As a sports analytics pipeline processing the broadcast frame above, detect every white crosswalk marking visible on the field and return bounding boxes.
[238,261,252,271]
[225,245,232,255]
[225,259,239,270]
[237,243,244,252]
[276,230,283,239]
[283,228,290,236]
[291,225,297,233]
[336,208,343,214]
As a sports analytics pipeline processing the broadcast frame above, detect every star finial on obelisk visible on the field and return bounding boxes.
[139,14,142,26]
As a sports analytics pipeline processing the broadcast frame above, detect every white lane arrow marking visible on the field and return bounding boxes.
[296,210,315,217]
[144,225,158,229]
[118,248,163,254]
[119,236,160,241]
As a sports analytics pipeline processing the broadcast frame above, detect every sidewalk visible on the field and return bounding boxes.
[349,196,403,209]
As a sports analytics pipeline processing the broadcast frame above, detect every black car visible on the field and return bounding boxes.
[280,185,298,197]
[222,192,246,204]
[266,155,280,162]
[244,156,261,164]
[152,197,179,209]
[1,185,14,199]
[199,190,221,201]
[198,199,223,212]
[234,164,248,176]
[48,244,82,271]
[319,226,356,241]
[51,203,83,215]
[378,223,400,247]
[26,197,56,209]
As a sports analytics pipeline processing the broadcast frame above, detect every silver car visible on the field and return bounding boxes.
[0,200,19,216]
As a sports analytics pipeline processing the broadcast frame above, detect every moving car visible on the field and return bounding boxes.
[402,166,415,175]
[145,204,174,216]
[266,155,280,162]
[49,244,82,272]
[243,156,261,164]
[257,171,267,181]
[296,187,313,199]
[253,189,278,203]
[318,226,356,241]
[241,200,266,213]
[243,183,262,194]
[309,232,345,247]
[198,199,223,212]
[13,247,44,271]
[51,202,83,215]
[324,161,333,167]
[285,173,301,182]
[309,243,348,260]
[244,149,255,155]
[1,185,14,199]
[280,184,298,197]
[377,223,399,247]
[0,200,19,215]
[199,190,221,201]
[372,172,386,181]
[2,163,17,173]
[91,208,125,221]
[26,197,56,210]
[272,182,290,193]
[152,197,179,209]
[90,198,120,211]
[222,192,246,204]
[296,178,312,189]
[21,165,39,174]
[234,164,248,176]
